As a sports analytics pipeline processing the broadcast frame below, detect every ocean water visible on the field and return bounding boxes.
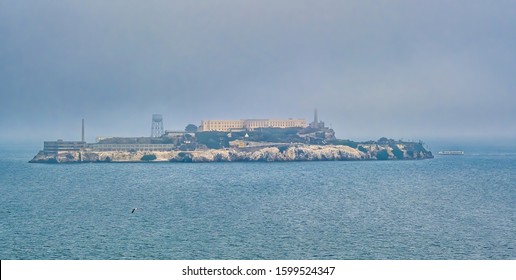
[0,145,514,260]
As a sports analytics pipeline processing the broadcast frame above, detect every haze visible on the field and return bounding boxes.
[1,0,515,144]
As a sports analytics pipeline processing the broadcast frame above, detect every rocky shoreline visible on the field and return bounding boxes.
[29,143,433,163]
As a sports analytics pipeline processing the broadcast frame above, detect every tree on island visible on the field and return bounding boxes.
[185,124,198,132]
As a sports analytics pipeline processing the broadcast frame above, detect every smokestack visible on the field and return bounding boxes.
[82,119,85,142]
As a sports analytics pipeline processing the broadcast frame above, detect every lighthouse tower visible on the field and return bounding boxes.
[310,108,324,129]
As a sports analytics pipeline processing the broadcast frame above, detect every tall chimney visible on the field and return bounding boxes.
[81,119,85,142]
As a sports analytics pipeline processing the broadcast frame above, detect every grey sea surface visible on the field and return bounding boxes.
[0,146,514,259]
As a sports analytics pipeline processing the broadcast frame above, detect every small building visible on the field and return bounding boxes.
[163,130,195,137]
[43,140,86,152]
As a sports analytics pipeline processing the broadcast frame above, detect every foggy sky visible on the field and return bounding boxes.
[1,0,515,143]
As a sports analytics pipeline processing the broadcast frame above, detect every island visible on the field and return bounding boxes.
[30,113,433,163]
[30,128,433,163]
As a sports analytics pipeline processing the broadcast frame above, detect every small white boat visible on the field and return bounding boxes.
[438,150,464,155]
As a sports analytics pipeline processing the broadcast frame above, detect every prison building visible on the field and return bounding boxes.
[199,119,307,132]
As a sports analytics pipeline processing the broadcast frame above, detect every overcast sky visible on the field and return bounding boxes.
[1,0,515,143]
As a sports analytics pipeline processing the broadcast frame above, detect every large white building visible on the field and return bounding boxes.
[200,118,307,132]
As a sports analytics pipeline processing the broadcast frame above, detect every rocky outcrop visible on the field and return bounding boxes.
[29,144,433,163]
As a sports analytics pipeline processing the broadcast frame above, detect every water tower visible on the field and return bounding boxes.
[151,114,164,137]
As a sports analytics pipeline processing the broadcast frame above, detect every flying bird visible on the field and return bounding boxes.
[131,208,141,213]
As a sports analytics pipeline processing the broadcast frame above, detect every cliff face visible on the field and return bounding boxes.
[29,144,433,163]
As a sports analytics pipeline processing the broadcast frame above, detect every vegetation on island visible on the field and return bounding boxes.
[141,154,157,161]
[185,124,198,132]
[328,139,359,148]
[195,131,230,149]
